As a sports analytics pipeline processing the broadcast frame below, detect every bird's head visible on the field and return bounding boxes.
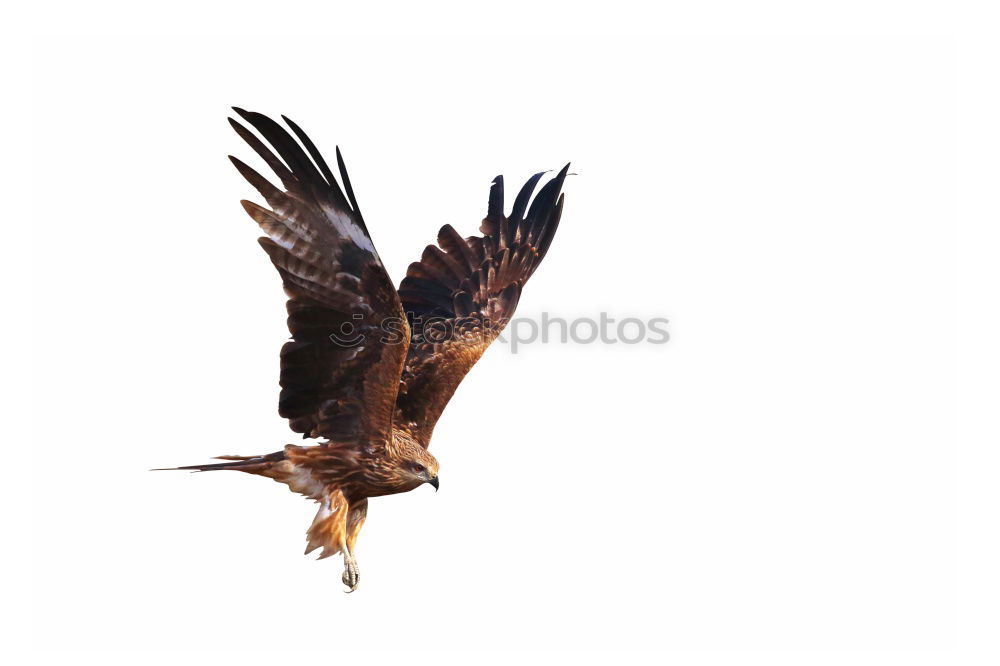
[393,439,440,492]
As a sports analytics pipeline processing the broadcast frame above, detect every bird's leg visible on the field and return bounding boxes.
[340,497,368,593]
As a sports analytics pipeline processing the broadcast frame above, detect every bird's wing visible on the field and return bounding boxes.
[394,165,569,444]
[230,109,408,449]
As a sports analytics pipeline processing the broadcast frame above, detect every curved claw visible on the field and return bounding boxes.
[341,554,360,592]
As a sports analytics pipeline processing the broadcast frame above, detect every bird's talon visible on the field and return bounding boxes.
[341,555,360,592]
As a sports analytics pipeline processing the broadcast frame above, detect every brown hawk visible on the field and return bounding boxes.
[161,108,568,591]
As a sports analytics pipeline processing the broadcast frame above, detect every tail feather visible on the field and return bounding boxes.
[152,450,286,473]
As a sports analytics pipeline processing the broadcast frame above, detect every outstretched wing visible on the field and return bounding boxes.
[394,165,569,444]
[229,108,408,449]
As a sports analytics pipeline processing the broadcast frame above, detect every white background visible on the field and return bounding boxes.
[14,2,1000,665]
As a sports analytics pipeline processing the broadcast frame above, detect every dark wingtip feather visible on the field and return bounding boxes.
[535,192,565,258]
[229,116,296,186]
[231,107,252,122]
[282,114,339,191]
[481,175,505,235]
[510,171,547,223]
[488,176,504,217]
[229,155,259,181]
[335,146,362,217]
[230,108,327,187]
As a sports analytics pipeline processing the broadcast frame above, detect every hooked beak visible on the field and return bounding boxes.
[428,476,439,492]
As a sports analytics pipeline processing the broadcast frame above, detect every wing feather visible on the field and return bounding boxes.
[230,110,408,448]
[395,165,569,443]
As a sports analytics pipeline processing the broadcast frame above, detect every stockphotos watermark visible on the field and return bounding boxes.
[329,313,670,354]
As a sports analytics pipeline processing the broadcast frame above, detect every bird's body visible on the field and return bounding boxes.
[164,109,568,590]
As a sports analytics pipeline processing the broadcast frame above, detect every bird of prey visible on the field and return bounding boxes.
[161,109,569,591]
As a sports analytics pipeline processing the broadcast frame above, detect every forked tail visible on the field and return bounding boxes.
[153,450,286,473]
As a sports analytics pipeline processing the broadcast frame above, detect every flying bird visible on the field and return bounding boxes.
[162,108,568,591]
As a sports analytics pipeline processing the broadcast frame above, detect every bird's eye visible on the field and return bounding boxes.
[412,464,425,473]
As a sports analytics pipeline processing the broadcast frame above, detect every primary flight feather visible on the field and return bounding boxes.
[162,109,568,591]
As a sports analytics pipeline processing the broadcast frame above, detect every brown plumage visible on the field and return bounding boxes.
[162,109,568,591]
